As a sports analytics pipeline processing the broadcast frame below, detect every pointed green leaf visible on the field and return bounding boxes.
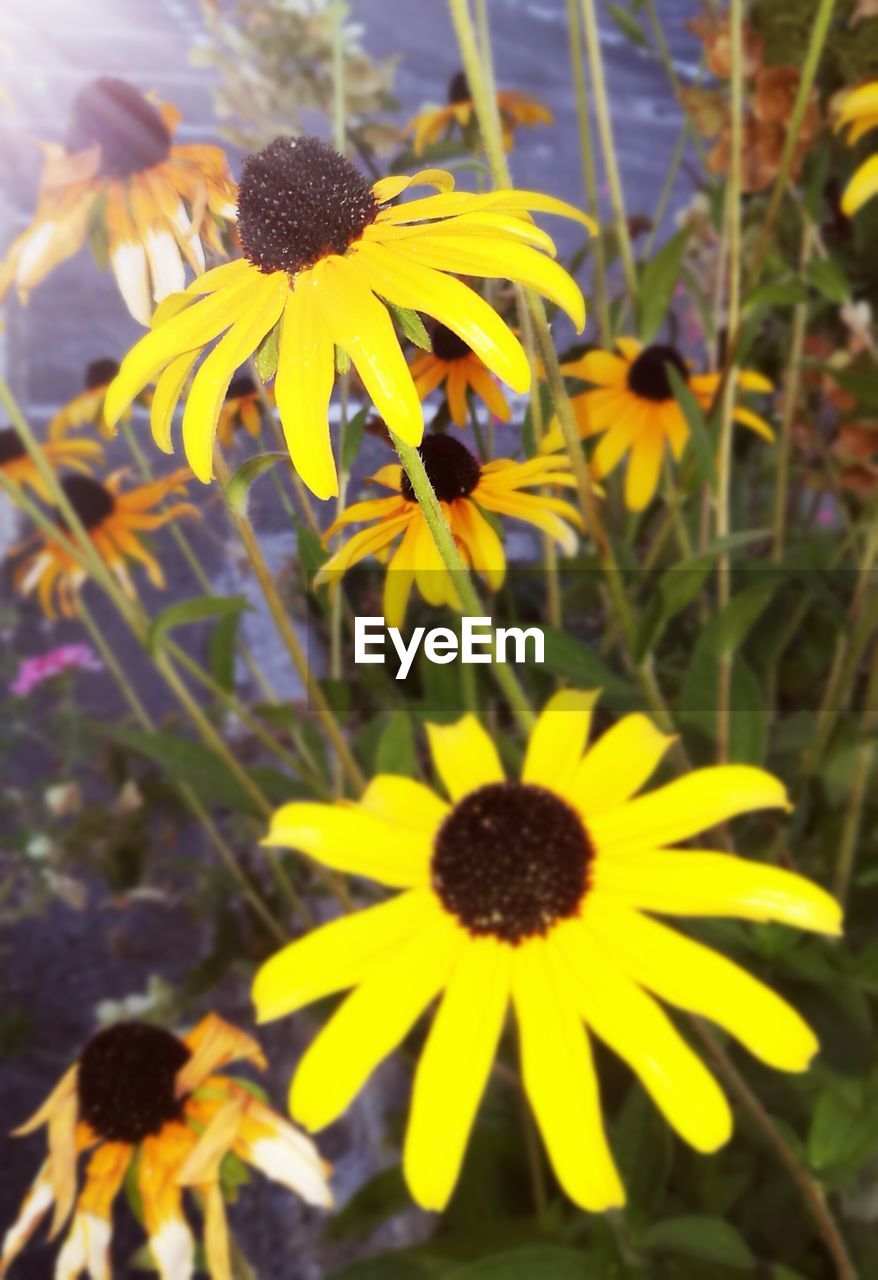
[147,595,251,657]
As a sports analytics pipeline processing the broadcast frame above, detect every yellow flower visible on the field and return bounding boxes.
[0,78,235,324]
[14,469,196,617]
[253,692,841,1212]
[406,71,553,155]
[216,371,273,449]
[315,434,582,625]
[0,425,103,504]
[48,359,127,441]
[103,136,592,500]
[834,80,878,215]
[410,323,511,427]
[542,338,774,510]
[1,1015,331,1280]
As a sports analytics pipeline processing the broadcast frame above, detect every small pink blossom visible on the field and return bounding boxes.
[9,644,103,697]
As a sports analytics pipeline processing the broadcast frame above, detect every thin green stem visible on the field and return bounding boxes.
[834,639,878,905]
[772,224,815,563]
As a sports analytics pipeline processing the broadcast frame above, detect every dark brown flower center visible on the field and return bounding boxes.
[432,782,592,943]
[227,372,256,399]
[58,475,116,531]
[77,1022,190,1143]
[237,137,379,276]
[626,344,688,402]
[448,71,472,105]
[432,323,472,363]
[0,427,26,467]
[84,358,120,391]
[400,433,481,504]
[66,79,172,180]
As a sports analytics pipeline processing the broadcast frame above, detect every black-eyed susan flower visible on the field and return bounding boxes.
[14,469,196,617]
[253,691,841,1213]
[216,371,273,449]
[0,78,236,325]
[542,338,774,510]
[103,136,592,500]
[1,1014,331,1279]
[835,80,878,215]
[405,71,553,156]
[0,424,103,503]
[48,359,125,441]
[315,434,581,625]
[410,324,511,427]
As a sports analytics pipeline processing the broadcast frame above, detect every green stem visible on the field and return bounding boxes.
[834,640,878,905]
[772,224,814,563]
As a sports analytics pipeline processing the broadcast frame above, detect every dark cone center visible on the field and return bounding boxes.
[433,781,592,943]
[626,344,688,402]
[84,358,120,391]
[77,1022,190,1143]
[58,475,116,531]
[237,136,379,276]
[400,433,481,503]
[448,71,472,105]
[0,427,26,467]
[432,323,472,363]
[227,372,257,399]
[66,78,172,180]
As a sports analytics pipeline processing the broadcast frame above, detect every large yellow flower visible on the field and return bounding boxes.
[14,470,196,617]
[835,80,878,215]
[405,71,553,155]
[542,338,774,510]
[104,136,592,500]
[1,1015,331,1280]
[316,434,581,625]
[0,78,235,324]
[253,692,841,1213]
[0,425,103,503]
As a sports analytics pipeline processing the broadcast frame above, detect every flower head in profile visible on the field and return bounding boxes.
[14,469,196,617]
[410,323,511,427]
[315,434,581,625]
[48,359,130,442]
[9,643,103,698]
[216,371,274,449]
[834,80,878,215]
[542,338,774,510]
[405,71,553,155]
[0,78,236,324]
[253,692,841,1213]
[0,424,103,504]
[103,136,592,499]
[1,1014,331,1280]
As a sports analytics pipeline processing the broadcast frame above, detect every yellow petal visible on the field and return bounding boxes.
[404,938,510,1210]
[555,919,732,1152]
[150,348,201,453]
[452,499,506,592]
[360,774,450,830]
[733,404,775,442]
[274,283,338,500]
[590,765,790,857]
[262,801,432,887]
[569,714,675,816]
[595,848,842,935]
[842,154,878,216]
[587,900,819,1072]
[291,912,461,1130]
[253,890,436,1023]
[426,714,505,802]
[513,939,624,1211]
[372,169,456,203]
[521,689,599,791]
[625,425,665,511]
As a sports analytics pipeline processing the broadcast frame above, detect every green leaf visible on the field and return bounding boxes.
[387,301,431,351]
[667,364,716,491]
[341,405,370,472]
[446,1247,598,1279]
[808,1084,878,1173]
[614,1081,672,1213]
[642,1216,754,1269]
[375,712,416,777]
[637,228,690,344]
[208,610,242,694]
[820,366,878,410]
[607,2,649,48]
[539,628,639,707]
[521,383,555,459]
[109,728,266,817]
[805,257,850,304]
[147,595,251,657]
[297,521,329,577]
[715,580,778,656]
[325,1259,427,1280]
[255,324,279,381]
[224,452,289,517]
[744,279,809,311]
[323,1166,409,1242]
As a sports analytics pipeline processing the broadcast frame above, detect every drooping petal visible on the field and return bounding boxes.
[274,283,338,500]
[513,939,624,1211]
[290,913,461,1131]
[150,349,201,453]
[234,1096,333,1208]
[176,1013,266,1097]
[568,714,675,815]
[0,1164,55,1273]
[554,919,732,1152]
[253,889,436,1022]
[426,714,506,801]
[452,499,506,592]
[139,1124,198,1280]
[587,900,819,1072]
[404,938,510,1210]
[589,765,791,857]
[624,424,666,511]
[262,801,433,887]
[521,688,599,791]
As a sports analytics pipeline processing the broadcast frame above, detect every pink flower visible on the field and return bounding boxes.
[9,644,103,697]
